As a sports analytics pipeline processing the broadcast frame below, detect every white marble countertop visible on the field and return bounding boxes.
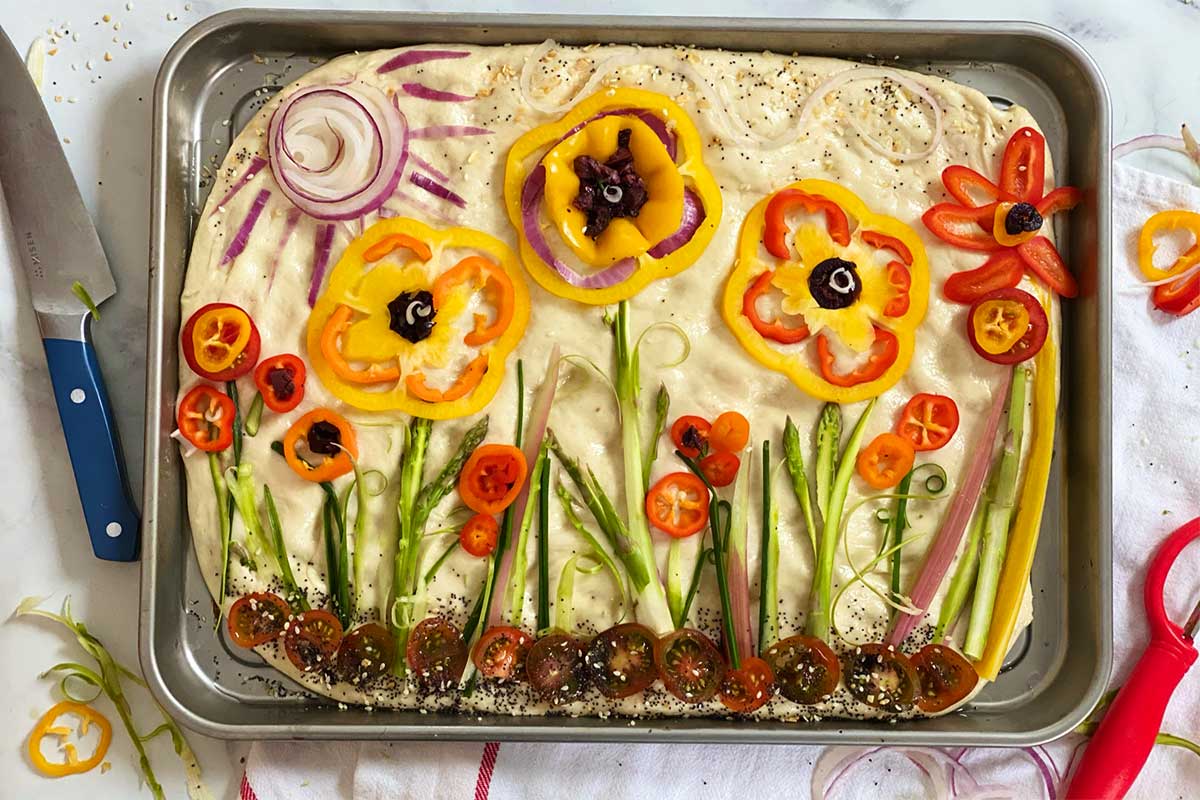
[0,0,1196,797]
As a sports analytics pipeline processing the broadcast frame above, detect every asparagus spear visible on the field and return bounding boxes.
[783,416,819,556]
[814,403,841,521]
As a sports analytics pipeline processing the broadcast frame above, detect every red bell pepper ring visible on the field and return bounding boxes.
[860,230,914,266]
[1152,270,1200,316]
[1036,186,1083,218]
[922,203,1002,251]
[741,271,810,344]
[815,326,899,388]
[764,188,851,259]
[253,354,307,413]
[1017,236,1078,298]
[999,127,1046,204]
[943,249,1026,305]
[941,165,1003,207]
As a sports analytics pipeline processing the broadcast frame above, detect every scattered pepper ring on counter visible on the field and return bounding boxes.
[27,701,113,778]
[504,87,722,305]
[723,179,929,403]
[282,408,358,482]
[306,217,529,418]
[1138,209,1200,282]
[181,301,261,381]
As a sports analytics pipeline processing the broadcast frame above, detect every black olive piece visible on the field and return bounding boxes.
[681,425,705,453]
[307,421,342,456]
[387,290,437,343]
[1004,202,1043,235]
[572,127,650,239]
[267,365,295,400]
[808,257,863,310]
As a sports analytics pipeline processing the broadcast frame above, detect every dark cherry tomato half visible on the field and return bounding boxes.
[966,287,1048,365]
[407,615,469,688]
[670,415,711,459]
[181,302,261,381]
[227,592,292,648]
[460,513,500,558]
[653,628,726,704]
[911,643,979,713]
[699,451,741,488]
[762,634,841,705]
[526,632,589,706]
[253,354,307,413]
[471,625,533,682]
[584,623,659,699]
[283,609,344,673]
[335,623,395,687]
[841,642,920,712]
[719,656,775,714]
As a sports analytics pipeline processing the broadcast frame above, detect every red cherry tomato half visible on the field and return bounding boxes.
[670,415,711,458]
[896,394,960,452]
[471,625,532,681]
[283,609,344,673]
[699,451,741,488]
[719,656,775,713]
[653,628,726,704]
[841,643,920,712]
[181,302,261,381]
[525,632,588,706]
[227,592,292,648]
[645,472,710,538]
[335,623,395,687]
[407,615,469,687]
[459,513,499,557]
[911,643,980,713]
[966,287,1048,365]
[762,635,841,705]
[584,623,659,699]
[253,354,307,413]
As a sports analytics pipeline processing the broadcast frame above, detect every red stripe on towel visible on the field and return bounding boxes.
[473,741,501,800]
[240,773,260,800]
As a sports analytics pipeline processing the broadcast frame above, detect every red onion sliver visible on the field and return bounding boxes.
[376,49,469,74]
[220,189,270,267]
[647,189,705,258]
[388,190,459,225]
[267,207,303,291]
[554,107,677,161]
[408,152,450,183]
[1112,133,1193,162]
[209,156,267,218]
[887,369,1014,646]
[409,125,493,140]
[488,345,562,629]
[400,82,475,103]
[307,223,336,307]
[409,171,467,208]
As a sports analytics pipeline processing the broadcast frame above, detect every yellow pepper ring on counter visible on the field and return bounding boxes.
[1137,209,1200,282]
[504,87,723,305]
[27,700,113,778]
[306,217,530,419]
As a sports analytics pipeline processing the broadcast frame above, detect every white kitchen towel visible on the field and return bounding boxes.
[240,163,1200,800]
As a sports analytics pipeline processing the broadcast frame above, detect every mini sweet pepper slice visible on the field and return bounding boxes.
[27,701,113,778]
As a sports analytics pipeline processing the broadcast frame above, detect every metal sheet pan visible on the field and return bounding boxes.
[142,9,1112,745]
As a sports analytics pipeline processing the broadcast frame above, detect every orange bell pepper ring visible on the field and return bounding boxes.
[282,408,359,482]
[816,326,900,388]
[27,701,113,778]
[363,232,433,263]
[432,256,516,346]
[406,354,489,403]
[320,305,402,384]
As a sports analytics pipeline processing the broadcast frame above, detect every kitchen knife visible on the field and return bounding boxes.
[0,26,139,561]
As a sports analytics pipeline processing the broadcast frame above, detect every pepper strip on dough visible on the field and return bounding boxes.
[973,293,1059,681]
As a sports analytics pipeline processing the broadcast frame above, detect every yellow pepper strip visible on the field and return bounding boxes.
[27,700,113,778]
[974,308,1059,681]
[1138,209,1200,281]
[306,217,529,419]
[504,87,722,305]
[722,179,929,403]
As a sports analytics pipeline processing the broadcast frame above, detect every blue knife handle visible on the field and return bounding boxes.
[43,336,140,561]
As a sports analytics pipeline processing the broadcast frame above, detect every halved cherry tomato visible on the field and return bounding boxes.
[941,165,1002,208]
[719,655,775,713]
[943,249,1024,305]
[762,634,840,705]
[283,609,344,673]
[857,433,916,489]
[1017,235,1078,297]
[282,408,358,482]
[999,127,1046,203]
[922,203,1002,251]
[646,472,710,538]
[253,354,307,413]
[911,643,979,713]
[654,628,726,704]
[670,415,712,458]
[177,384,235,452]
[526,632,588,705]
[967,287,1048,365]
[227,592,292,648]
[584,623,659,699]
[471,625,532,681]
[896,394,960,452]
[1153,269,1200,316]
[816,326,899,388]
[699,451,740,488]
[335,623,395,687]
[742,271,810,344]
[181,302,261,381]
[764,188,851,258]
[709,411,750,453]
[841,642,920,712]
[458,444,528,515]
[460,513,499,557]
[407,615,469,687]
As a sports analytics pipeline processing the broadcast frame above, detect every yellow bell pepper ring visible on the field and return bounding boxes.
[504,87,723,305]
[722,179,929,403]
[1138,209,1200,282]
[27,700,113,778]
[306,217,530,419]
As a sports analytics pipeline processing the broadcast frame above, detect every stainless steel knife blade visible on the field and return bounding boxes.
[0,27,116,315]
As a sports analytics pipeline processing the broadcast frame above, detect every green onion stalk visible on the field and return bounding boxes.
[263,484,309,611]
[758,440,780,653]
[964,367,1030,658]
[319,480,352,627]
[807,400,876,642]
[554,483,627,614]
[887,470,915,619]
[209,454,233,599]
[505,440,550,626]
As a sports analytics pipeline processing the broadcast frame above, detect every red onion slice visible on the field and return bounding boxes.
[267,207,303,291]
[307,223,336,307]
[219,189,270,267]
[268,84,409,221]
[376,49,469,74]
[209,156,267,218]
[400,82,475,103]
[647,189,705,258]
[410,125,493,140]
[409,172,467,209]
[408,153,449,183]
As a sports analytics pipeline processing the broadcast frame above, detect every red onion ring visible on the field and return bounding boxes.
[268,84,408,221]
[219,189,271,267]
[400,82,475,103]
[376,49,469,74]
[647,189,705,258]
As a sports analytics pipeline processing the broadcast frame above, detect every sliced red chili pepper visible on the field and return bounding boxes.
[922,203,1002,251]
[742,271,810,344]
[177,384,235,452]
[460,513,500,557]
[764,188,851,259]
[860,230,914,266]
[999,127,1046,204]
[1036,186,1083,218]
[941,164,1003,207]
[253,354,307,413]
[1017,236,1078,297]
[815,326,899,388]
[943,249,1025,305]
[1152,269,1200,316]
[699,451,740,488]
